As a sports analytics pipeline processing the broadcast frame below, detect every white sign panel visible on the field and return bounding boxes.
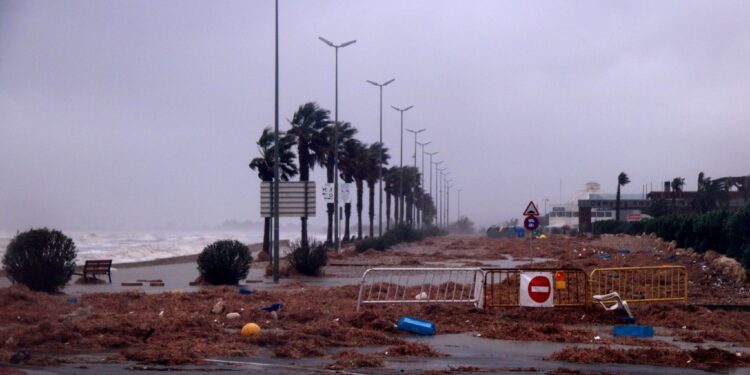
[322,183,334,203]
[519,272,554,307]
[340,183,352,204]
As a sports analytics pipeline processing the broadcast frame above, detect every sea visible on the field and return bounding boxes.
[0,229,325,264]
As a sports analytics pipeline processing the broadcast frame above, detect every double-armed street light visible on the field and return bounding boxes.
[391,105,414,224]
[417,141,431,227]
[405,128,425,226]
[366,78,395,236]
[319,36,356,251]
[456,188,463,221]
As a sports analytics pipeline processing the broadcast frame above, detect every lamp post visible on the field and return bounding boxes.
[272,0,280,283]
[442,172,450,228]
[456,188,462,221]
[391,105,413,225]
[445,179,452,227]
[405,128,425,227]
[438,168,448,227]
[366,78,395,236]
[429,158,441,226]
[319,36,356,252]
[417,142,431,227]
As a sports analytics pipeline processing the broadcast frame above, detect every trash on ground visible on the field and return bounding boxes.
[613,325,654,338]
[211,300,226,314]
[397,316,436,336]
[241,323,261,337]
[226,312,240,319]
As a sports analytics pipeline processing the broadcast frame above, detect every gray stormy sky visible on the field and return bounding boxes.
[1,0,749,231]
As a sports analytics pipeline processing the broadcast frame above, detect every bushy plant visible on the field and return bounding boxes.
[2,228,77,293]
[727,203,750,266]
[355,224,447,252]
[197,240,252,285]
[288,239,328,276]
[449,217,475,234]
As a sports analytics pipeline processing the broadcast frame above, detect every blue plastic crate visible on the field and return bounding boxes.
[397,317,436,336]
[612,325,653,338]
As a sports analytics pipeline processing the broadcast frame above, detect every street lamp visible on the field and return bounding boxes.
[391,105,414,225]
[406,128,425,227]
[445,179,452,227]
[417,141,431,227]
[456,188,463,221]
[272,0,280,282]
[319,36,356,251]
[366,78,395,237]
[438,168,448,227]
[429,158,441,226]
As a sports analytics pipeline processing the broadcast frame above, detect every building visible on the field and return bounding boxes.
[549,182,650,231]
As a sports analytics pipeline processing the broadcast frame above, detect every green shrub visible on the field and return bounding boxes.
[288,239,328,276]
[197,240,252,285]
[591,202,750,268]
[2,228,77,293]
[355,224,447,252]
[727,203,750,266]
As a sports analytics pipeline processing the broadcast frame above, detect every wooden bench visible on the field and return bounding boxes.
[74,260,113,283]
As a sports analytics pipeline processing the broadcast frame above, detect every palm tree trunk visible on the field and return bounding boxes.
[368,182,375,238]
[615,185,621,221]
[356,180,364,239]
[326,158,334,245]
[344,203,351,241]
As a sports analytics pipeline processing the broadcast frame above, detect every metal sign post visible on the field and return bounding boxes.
[523,201,540,260]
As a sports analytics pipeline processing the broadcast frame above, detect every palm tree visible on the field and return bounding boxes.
[383,166,399,232]
[365,142,389,238]
[670,177,685,212]
[615,172,630,221]
[339,138,365,241]
[402,166,420,226]
[249,128,298,258]
[320,121,358,245]
[288,102,330,246]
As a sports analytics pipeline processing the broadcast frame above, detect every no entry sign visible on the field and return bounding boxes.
[519,272,554,307]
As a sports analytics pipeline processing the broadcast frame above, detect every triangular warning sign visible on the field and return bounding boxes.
[523,201,540,216]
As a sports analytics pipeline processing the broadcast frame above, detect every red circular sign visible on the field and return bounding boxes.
[527,275,552,303]
[524,215,540,231]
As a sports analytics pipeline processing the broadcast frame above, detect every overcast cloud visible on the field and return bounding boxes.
[1,0,749,230]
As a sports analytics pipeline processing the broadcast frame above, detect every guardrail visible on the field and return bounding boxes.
[483,268,588,308]
[356,267,484,312]
[589,266,688,305]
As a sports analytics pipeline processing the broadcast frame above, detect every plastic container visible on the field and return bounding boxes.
[612,325,653,337]
[397,317,436,336]
[239,287,256,295]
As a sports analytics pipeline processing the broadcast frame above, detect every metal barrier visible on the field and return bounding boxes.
[589,266,688,305]
[356,267,484,312]
[483,268,589,308]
